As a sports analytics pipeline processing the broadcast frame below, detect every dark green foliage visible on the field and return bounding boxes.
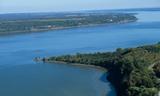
[153,62,160,78]
[46,43,160,96]
[128,87,158,96]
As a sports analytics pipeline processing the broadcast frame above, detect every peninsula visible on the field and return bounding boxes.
[42,43,160,96]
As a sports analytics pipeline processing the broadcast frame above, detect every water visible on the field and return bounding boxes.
[0,10,160,96]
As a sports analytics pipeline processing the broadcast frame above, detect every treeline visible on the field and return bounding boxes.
[0,13,137,34]
[45,43,160,96]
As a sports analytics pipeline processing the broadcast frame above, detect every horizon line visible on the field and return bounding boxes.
[0,7,160,15]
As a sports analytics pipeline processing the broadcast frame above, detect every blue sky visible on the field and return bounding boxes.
[0,0,160,13]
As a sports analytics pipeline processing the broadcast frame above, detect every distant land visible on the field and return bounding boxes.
[3,7,160,35]
[0,7,159,21]
[86,7,160,13]
[0,12,137,35]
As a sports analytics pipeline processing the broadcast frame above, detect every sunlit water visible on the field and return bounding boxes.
[0,11,160,96]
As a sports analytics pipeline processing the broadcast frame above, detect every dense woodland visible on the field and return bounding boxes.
[0,13,137,34]
[44,43,160,96]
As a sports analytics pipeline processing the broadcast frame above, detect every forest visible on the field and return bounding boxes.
[43,43,160,96]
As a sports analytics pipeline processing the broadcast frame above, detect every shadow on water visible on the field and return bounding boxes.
[99,72,108,83]
[99,72,117,96]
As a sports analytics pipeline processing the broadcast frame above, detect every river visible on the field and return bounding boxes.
[0,10,160,96]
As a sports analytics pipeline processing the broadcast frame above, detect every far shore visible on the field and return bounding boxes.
[0,19,136,36]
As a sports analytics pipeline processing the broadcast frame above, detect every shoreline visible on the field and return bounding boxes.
[36,59,114,96]
[37,59,107,71]
[36,58,117,95]
[0,20,136,36]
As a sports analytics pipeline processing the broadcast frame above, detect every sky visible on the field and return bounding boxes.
[0,0,160,13]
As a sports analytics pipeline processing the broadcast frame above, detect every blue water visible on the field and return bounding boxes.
[0,11,160,96]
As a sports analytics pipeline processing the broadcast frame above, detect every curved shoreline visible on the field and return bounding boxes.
[42,60,107,71]
[35,58,116,95]
[35,59,116,96]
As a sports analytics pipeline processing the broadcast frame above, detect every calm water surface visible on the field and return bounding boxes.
[0,11,160,96]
